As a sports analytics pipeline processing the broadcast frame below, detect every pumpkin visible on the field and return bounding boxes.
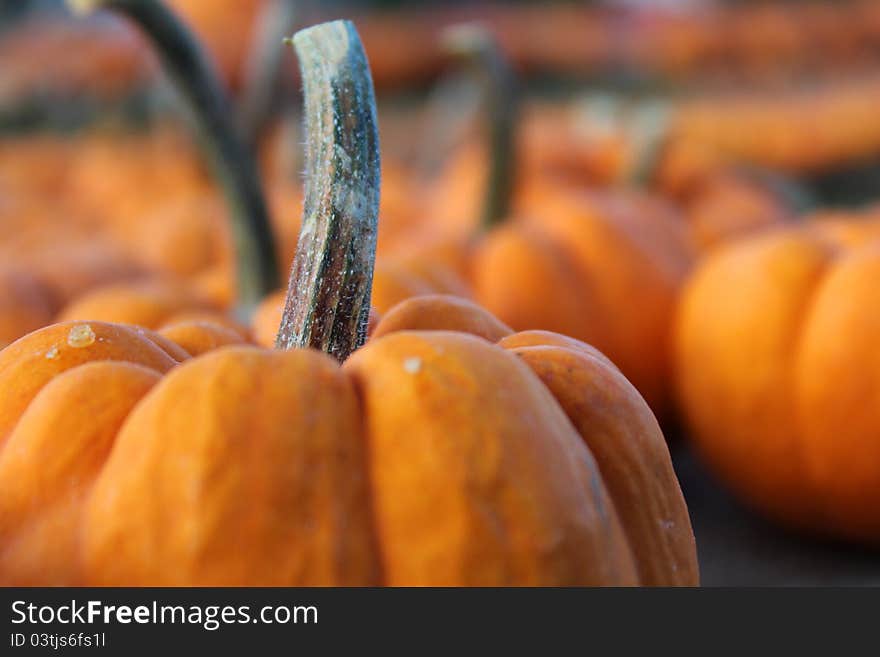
[0,18,696,586]
[675,209,880,542]
[667,169,794,253]
[0,12,154,110]
[475,180,693,419]
[377,29,694,419]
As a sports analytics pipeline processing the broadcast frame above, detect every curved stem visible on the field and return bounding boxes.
[443,24,518,230]
[275,20,380,362]
[238,0,299,148]
[68,0,279,314]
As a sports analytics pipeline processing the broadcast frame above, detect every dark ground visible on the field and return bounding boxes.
[671,445,880,586]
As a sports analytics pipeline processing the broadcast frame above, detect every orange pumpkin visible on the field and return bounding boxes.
[473,180,694,418]
[677,171,793,252]
[675,209,880,542]
[388,152,690,418]
[655,167,795,253]
[374,29,695,419]
[0,19,696,587]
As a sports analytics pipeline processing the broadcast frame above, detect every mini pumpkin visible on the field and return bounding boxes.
[0,19,697,586]
[675,209,880,542]
[378,30,694,418]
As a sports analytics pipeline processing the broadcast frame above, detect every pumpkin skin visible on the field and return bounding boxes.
[0,268,55,350]
[675,220,880,541]
[0,297,697,586]
[155,319,248,357]
[55,280,253,352]
[675,171,793,253]
[0,235,148,349]
[378,174,693,420]
[56,279,217,329]
[420,179,693,420]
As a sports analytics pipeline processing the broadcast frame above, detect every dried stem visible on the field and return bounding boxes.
[68,0,279,314]
[275,20,380,362]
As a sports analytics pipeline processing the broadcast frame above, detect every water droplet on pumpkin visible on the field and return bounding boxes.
[403,357,422,374]
[67,324,96,348]
[45,345,60,360]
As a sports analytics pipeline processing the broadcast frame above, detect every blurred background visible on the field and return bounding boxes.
[3,0,880,585]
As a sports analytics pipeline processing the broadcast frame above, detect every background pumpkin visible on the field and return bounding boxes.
[373,31,695,419]
[675,209,880,542]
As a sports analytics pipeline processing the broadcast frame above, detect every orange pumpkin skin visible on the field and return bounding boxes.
[7,241,147,311]
[682,172,793,252]
[0,299,697,586]
[370,257,472,316]
[472,182,694,419]
[0,268,55,349]
[250,290,286,348]
[156,320,248,357]
[675,224,880,541]
[371,295,512,344]
[54,280,252,356]
[56,279,218,330]
[380,178,693,420]
[371,297,697,586]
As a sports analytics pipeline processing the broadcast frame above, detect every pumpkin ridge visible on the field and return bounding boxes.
[790,245,880,538]
[341,366,391,586]
[506,340,697,585]
[676,230,839,528]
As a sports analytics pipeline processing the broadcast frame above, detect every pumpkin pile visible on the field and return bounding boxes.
[5,0,880,587]
[8,1,880,99]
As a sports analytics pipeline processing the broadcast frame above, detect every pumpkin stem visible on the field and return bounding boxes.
[443,24,518,230]
[67,0,279,315]
[238,0,299,148]
[275,20,381,362]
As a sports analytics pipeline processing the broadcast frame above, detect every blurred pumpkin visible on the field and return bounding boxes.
[671,169,795,252]
[675,208,880,542]
[475,180,694,419]
[379,29,695,418]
